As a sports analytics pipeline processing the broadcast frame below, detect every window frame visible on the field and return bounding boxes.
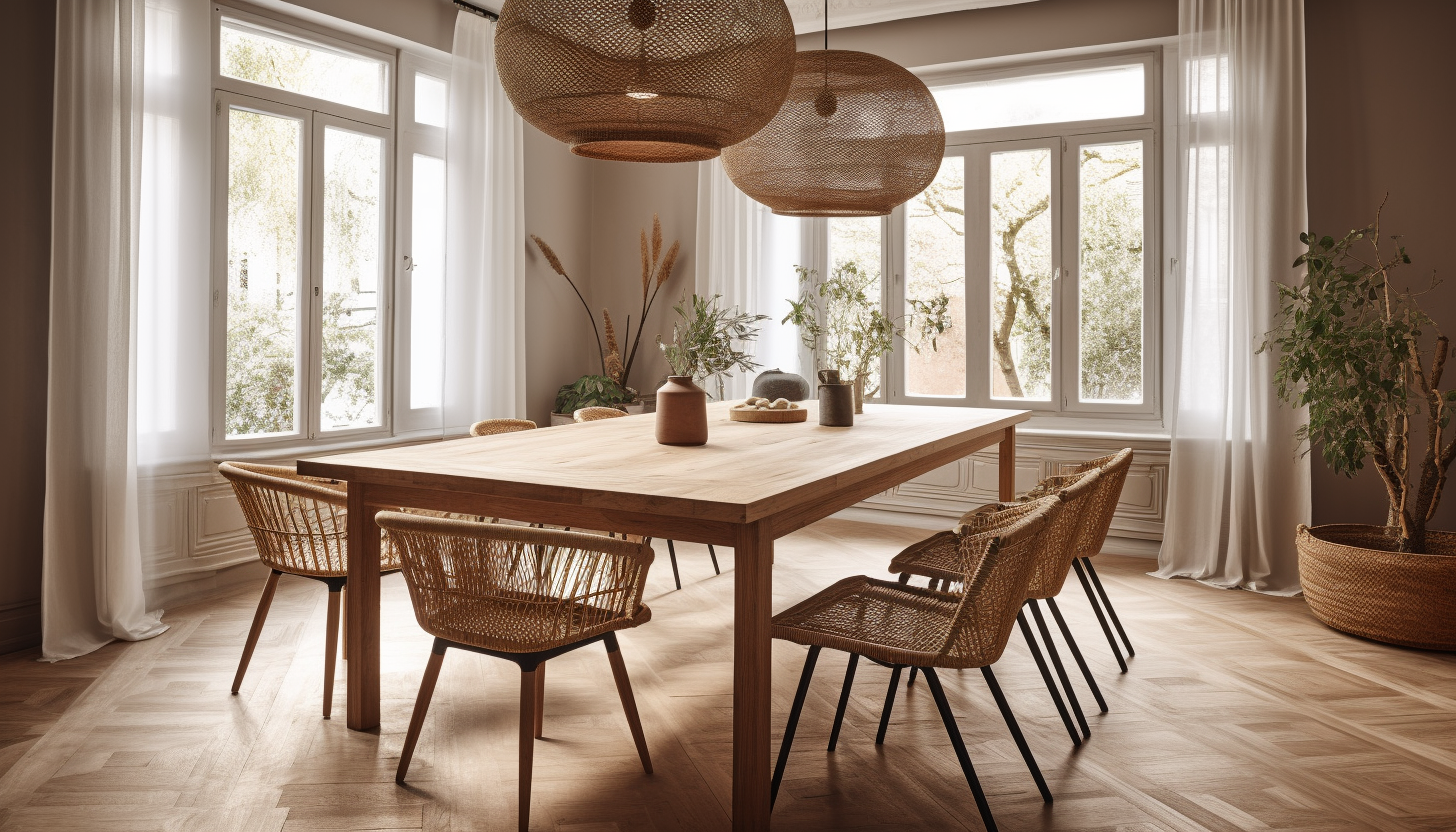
[393,53,449,436]
[209,4,398,452]
[864,50,1163,420]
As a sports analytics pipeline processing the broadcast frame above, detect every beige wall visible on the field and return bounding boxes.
[0,0,56,654]
[586,161,699,397]
[1305,0,1456,531]
[523,125,598,424]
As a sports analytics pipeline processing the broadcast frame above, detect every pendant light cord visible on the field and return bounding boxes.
[823,0,828,50]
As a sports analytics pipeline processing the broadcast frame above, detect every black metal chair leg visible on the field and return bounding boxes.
[708,544,720,575]
[1029,600,1089,740]
[1047,597,1107,712]
[897,572,910,585]
[772,646,821,807]
[1017,611,1081,746]
[922,668,998,832]
[1073,558,1127,673]
[828,654,859,751]
[981,666,1053,804]
[876,665,902,745]
[665,539,682,591]
[1084,558,1134,657]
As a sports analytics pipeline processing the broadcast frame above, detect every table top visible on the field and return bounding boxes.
[298,402,1027,525]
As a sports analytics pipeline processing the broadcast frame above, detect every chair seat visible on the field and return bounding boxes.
[424,596,652,654]
[772,576,982,669]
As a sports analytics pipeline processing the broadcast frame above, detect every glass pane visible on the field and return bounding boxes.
[989,147,1053,401]
[1079,140,1144,403]
[225,107,302,439]
[414,73,447,128]
[934,64,1143,132]
[828,217,883,398]
[220,18,387,113]
[410,154,446,410]
[905,157,966,397]
[320,126,384,431]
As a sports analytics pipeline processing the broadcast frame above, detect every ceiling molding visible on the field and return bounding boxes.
[788,0,1039,34]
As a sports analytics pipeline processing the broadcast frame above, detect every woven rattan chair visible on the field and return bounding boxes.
[769,499,1062,831]
[1060,450,1136,670]
[883,469,1107,746]
[469,417,537,436]
[219,461,401,719]
[572,406,628,422]
[571,406,719,590]
[379,512,654,832]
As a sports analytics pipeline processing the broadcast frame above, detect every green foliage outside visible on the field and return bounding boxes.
[222,34,380,439]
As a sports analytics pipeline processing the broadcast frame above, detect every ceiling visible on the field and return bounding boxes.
[785,0,1038,34]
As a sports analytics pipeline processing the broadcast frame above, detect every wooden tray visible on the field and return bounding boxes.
[728,406,808,423]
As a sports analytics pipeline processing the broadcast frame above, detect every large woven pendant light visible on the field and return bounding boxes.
[494,0,798,163]
[720,2,945,216]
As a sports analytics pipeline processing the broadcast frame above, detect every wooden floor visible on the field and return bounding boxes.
[2,518,1455,831]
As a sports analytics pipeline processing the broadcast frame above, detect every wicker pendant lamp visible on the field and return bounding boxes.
[720,3,945,216]
[494,0,798,163]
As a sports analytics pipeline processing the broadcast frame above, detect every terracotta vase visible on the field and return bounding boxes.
[655,376,708,446]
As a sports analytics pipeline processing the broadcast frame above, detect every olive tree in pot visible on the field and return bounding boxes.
[1262,203,1456,649]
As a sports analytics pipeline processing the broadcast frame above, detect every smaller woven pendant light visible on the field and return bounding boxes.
[721,3,945,216]
[494,0,798,164]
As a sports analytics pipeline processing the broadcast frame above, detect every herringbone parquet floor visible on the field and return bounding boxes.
[2,518,1454,831]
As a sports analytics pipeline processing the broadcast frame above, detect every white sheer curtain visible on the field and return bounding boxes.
[1155,0,1310,594]
[694,159,802,400]
[138,0,211,469]
[442,11,525,431]
[43,0,169,660]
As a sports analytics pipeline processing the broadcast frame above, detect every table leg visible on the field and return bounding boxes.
[345,482,381,730]
[998,426,1017,503]
[732,520,774,830]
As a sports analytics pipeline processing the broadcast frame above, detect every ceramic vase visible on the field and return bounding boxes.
[655,376,708,446]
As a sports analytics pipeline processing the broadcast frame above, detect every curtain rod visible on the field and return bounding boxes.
[453,0,499,21]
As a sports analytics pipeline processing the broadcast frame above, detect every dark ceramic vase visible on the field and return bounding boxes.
[751,368,811,402]
[655,376,708,446]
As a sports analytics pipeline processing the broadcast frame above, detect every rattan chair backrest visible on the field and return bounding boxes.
[376,511,654,653]
[219,461,353,577]
[964,468,1105,600]
[469,418,537,437]
[940,498,1061,667]
[573,407,627,422]
[1062,449,1133,559]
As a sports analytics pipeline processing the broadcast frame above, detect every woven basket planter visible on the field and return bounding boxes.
[1296,524,1456,651]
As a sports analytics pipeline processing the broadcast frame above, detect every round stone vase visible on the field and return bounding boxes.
[655,376,708,446]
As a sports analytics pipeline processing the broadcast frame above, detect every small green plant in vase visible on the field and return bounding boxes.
[784,263,951,412]
[658,293,771,401]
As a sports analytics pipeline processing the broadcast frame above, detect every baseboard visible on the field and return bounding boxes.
[0,600,42,656]
[146,560,272,612]
[830,505,1161,559]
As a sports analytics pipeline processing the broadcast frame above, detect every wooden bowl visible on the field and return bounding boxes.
[728,405,808,423]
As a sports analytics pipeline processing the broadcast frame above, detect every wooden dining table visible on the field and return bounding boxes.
[298,400,1028,830]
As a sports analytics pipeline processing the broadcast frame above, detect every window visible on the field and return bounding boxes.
[212,8,443,448]
[819,54,1160,418]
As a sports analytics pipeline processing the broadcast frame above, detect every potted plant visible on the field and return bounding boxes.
[658,293,771,401]
[1262,203,1456,649]
[550,374,634,425]
[532,214,680,422]
[784,263,951,412]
